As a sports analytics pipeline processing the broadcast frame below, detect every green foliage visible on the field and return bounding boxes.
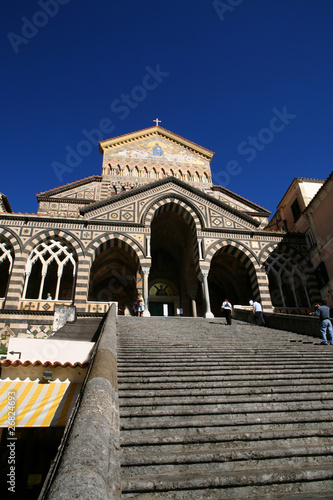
[0,344,8,355]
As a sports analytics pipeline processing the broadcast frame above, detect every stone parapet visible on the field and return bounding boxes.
[234,306,323,338]
[43,303,120,500]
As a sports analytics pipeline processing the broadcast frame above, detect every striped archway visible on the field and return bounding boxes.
[22,231,80,302]
[143,195,203,231]
[0,228,19,301]
[86,233,144,268]
[261,242,319,308]
[205,241,263,314]
[144,197,203,316]
[23,229,84,260]
[86,234,145,310]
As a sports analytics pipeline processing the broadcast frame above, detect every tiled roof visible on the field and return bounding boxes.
[1,359,89,368]
[212,185,270,213]
[37,175,102,197]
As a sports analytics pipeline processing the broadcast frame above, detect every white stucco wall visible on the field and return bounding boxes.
[7,338,94,364]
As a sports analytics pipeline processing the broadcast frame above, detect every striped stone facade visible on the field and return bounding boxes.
[0,126,321,340]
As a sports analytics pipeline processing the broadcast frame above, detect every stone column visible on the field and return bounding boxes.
[146,236,151,258]
[191,298,197,318]
[256,268,273,311]
[73,257,91,313]
[200,269,214,318]
[142,266,151,317]
[197,239,203,260]
[4,256,27,310]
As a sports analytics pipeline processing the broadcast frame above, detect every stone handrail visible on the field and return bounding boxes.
[42,302,120,499]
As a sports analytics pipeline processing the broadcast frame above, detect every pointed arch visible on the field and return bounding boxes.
[142,195,203,231]
[86,235,145,307]
[206,241,262,308]
[0,234,15,298]
[23,236,78,301]
[23,230,84,259]
[86,234,144,268]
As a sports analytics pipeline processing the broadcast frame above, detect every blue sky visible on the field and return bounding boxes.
[1,0,333,216]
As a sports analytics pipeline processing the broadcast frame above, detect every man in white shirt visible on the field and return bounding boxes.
[249,300,265,326]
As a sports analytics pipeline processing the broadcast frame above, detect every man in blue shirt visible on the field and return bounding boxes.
[313,301,333,345]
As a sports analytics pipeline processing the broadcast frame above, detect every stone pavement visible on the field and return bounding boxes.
[117,317,333,499]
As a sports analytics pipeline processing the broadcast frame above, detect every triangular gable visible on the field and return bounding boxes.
[100,126,214,160]
[99,126,214,179]
[103,136,210,169]
[80,178,260,230]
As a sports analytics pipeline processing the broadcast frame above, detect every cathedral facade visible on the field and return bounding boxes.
[0,126,320,340]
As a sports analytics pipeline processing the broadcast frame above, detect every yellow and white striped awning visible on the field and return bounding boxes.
[0,379,81,427]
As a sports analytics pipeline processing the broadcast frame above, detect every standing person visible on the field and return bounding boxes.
[138,295,145,317]
[132,298,139,316]
[310,300,333,345]
[250,299,265,326]
[221,299,232,325]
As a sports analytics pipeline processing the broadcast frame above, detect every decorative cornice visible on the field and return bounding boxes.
[211,185,270,214]
[79,177,261,227]
[37,175,102,199]
[0,309,105,317]
[37,196,95,205]
[0,193,12,213]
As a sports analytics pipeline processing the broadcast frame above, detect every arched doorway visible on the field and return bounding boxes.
[88,240,140,314]
[208,246,253,316]
[149,202,200,316]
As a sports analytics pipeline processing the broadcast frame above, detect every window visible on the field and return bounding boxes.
[291,198,302,221]
[315,262,329,289]
[305,229,315,249]
[23,239,76,300]
[0,240,13,297]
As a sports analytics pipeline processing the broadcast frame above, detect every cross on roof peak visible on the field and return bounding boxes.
[153,118,161,127]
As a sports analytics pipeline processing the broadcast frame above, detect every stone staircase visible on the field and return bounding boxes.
[117,317,333,499]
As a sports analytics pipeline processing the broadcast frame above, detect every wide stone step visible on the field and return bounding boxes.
[118,370,333,385]
[117,364,333,374]
[118,376,332,390]
[122,453,333,477]
[121,464,333,494]
[122,420,333,439]
[122,443,333,466]
[119,383,333,398]
[121,483,333,499]
[120,400,333,419]
[121,430,333,452]
[120,409,333,430]
[119,391,333,408]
